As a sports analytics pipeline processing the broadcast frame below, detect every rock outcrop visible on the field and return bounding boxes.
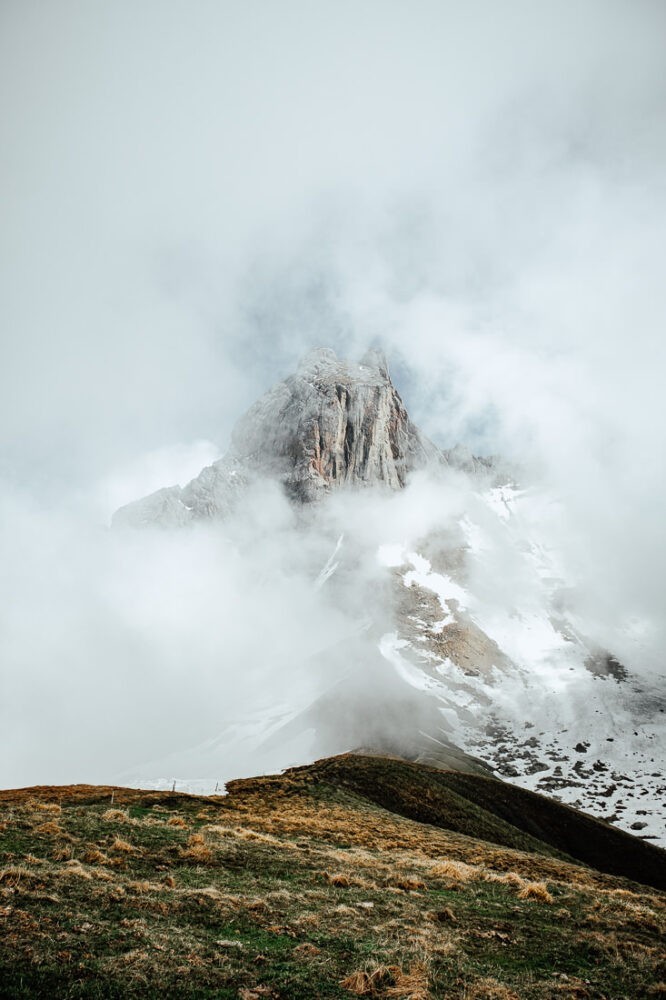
[233,347,442,503]
[113,347,495,527]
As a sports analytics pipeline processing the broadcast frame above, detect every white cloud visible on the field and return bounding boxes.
[1,0,665,784]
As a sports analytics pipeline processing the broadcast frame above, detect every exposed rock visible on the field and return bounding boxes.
[114,486,192,529]
[395,574,513,681]
[231,346,441,502]
[584,651,628,682]
[113,347,499,528]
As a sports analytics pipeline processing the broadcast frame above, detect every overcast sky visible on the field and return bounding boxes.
[2,1,665,784]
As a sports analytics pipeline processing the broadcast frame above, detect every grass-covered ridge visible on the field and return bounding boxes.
[276,753,666,890]
[0,754,664,998]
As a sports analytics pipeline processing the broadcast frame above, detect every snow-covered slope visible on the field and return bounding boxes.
[378,485,665,845]
[115,349,664,846]
[123,482,665,845]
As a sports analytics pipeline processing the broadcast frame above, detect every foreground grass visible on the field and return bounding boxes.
[0,759,664,998]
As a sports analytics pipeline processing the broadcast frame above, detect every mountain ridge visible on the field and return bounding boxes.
[112,347,499,528]
[108,347,665,850]
[1,755,664,997]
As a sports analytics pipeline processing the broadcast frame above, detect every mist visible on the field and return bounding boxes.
[1,1,665,787]
[0,468,473,786]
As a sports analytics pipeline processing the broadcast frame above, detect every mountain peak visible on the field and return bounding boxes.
[114,348,442,526]
[113,347,499,527]
[295,346,390,386]
[231,347,437,503]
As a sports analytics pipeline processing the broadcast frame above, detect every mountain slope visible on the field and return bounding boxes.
[272,754,666,890]
[113,348,449,527]
[113,347,501,527]
[1,758,664,998]
[110,347,665,849]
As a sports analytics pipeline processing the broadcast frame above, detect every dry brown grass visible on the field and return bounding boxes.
[180,833,213,863]
[0,865,38,888]
[1,775,665,999]
[110,837,135,854]
[177,885,226,904]
[82,848,109,865]
[341,966,394,995]
[392,877,427,892]
[102,808,130,823]
[34,820,65,837]
[34,802,61,815]
[166,815,187,828]
[426,906,456,923]
[51,846,72,861]
[324,871,351,887]
[93,869,115,883]
[464,979,521,1000]
[58,861,92,881]
[236,827,298,847]
[485,871,525,888]
[386,962,430,999]
[127,880,157,894]
[293,942,322,958]
[430,859,478,882]
[0,777,639,898]
[322,871,377,890]
[219,783,605,896]
[341,962,430,998]
[484,871,555,903]
[517,881,554,904]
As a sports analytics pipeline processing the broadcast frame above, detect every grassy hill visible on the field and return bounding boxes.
[0,754,664,998]
[278,754,666,889]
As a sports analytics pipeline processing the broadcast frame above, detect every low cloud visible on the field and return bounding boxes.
[1,1,665,785]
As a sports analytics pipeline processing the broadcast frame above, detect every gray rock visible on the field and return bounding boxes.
[113,346,495,527]
[231,346,441,503]
[112,486,192,529]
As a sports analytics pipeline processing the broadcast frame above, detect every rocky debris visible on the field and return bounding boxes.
[584,651,628,682]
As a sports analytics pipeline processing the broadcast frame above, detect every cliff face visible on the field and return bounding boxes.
[113,348,445,526]
[231,347,441,502]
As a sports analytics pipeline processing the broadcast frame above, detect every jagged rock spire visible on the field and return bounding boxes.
[228,347,439,503]
[113,347,489,527]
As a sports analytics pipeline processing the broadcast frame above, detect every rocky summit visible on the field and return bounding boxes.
[112,347,492,527]
[232,347,442,500]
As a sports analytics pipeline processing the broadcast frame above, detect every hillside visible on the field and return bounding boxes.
[276,754,666,890]
[1,755,664,998]
[109,348,665,848]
